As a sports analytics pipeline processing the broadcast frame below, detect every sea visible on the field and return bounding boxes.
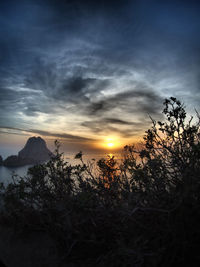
[0,151,123,185]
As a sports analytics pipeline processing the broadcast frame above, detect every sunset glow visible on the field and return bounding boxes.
[99,137,122,150]
[107,143,114,148]
[0,0,199,155]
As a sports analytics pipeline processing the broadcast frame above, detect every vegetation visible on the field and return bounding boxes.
[0,97,200,266]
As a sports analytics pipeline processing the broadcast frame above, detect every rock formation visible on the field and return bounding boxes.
[18,136,52,162]
[3,155,32,167]
[3,137,52,167]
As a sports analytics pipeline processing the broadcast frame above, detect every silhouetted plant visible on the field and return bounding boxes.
[0,97,200,267]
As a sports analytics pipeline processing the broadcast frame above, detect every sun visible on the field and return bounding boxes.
[107,142,114,148]
[104,137,118,149]
[97,136,122,150]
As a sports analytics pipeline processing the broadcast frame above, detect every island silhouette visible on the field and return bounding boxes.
[2,137,52,167]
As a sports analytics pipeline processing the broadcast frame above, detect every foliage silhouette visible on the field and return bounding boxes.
[0,97,200,266]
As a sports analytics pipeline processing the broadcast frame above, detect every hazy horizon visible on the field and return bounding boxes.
[0,135,127,159]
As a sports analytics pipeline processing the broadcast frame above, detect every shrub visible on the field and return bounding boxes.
[1,97,200,266]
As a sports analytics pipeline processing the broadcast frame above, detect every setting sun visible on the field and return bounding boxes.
[107,142,114,147]
[99,137,121,150]
[95,136,123,150]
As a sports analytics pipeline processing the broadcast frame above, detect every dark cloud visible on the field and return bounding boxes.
[103,118,138,125]
[0,126,95,142]
[24,64,163,121]
[0,130,28,137]
[0,87,40,118]
[82,117,149,138]
[86,88,163,116]
[24,58,110,103]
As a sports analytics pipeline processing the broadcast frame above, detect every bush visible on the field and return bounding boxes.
[1,97,200,266]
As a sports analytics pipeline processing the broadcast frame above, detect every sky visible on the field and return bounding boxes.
[0,0,200,155]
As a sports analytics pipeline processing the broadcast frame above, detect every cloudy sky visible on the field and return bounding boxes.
[0,0,200,154]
